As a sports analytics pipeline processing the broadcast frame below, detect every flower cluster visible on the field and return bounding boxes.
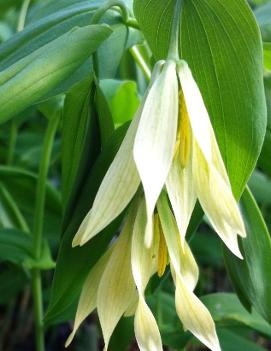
[67,59,246,351]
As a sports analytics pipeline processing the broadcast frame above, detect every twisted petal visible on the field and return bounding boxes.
[193,142,245,258]
[157,193,220,351]
[175,271,221,351]
[135,296,163,351]
[134,61,179,247]
[97,210,137,351]
[166,155,196,247]
[65,249,112,347]
[72,112,140,246]
[132,198,162,351]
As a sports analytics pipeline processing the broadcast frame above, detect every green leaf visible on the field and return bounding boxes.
[248,170,271,206]
[218,328,266,351]
[258,78,271,176]
[0,166,61,239]
[0,25,111,124]
[45,124,129,325]
[99,79,140,127]
[202,293,271,338]
[224,188,271,323]
[0,228,55,270]
[264,43,271,72]
[61,76,97,210]
[134,0,266,197]
[27,0,104,23]
[95,83,115,146]
[0,1,102,69]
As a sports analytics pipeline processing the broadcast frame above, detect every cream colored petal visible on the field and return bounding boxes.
[124,290,139,317]
[97,210,136,351]
[175,272,221,351]
[157,192,198,290]
[193,142,245,259]
[166,154,197,247]
[157,193,220,351]
[177,60,228,183]
[134,60,179,247]
[73,62,165,247]
[65,248,112,347]
[72,112,140,247]
[132,199,162,351]
[134,295,163,351]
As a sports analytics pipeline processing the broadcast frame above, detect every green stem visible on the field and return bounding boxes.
[130,46,151,81]
[32,115,59,351]
[167,0,183,61]
[90,0,129,24]
[17,0,31,32]
[0,184,30,232]
[7,120,18,165]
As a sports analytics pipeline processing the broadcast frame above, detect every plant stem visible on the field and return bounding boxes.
[17,0,31,32]
[90,0,129,25]
[130,46,151,81]
[167,0,183,61]
[32,115,59,351]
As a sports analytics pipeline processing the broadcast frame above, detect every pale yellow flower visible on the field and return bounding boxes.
[67,195,221,351]
[73,59,245,258]
[69,59,247,351]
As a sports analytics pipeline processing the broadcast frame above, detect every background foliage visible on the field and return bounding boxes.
[0,0,270,350]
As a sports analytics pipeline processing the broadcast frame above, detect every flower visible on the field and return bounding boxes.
[69,58,246,351]
[66,195,221,351]
[72,59,245,258]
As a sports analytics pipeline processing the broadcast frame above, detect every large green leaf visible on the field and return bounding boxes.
[134,0,266,197]
[224,188,271,323]
[61,76,96,210]
[0,1,102,69]
[0,25,111,124]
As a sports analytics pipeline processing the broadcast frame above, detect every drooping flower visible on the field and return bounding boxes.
[73,59,245,257]
[69,58,246,351]
[67,195,221,351]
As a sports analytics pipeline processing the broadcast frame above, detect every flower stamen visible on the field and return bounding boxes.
[154,214,168,277]
[175,90,192,168]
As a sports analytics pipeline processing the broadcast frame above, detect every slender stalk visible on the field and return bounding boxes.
[32,115,59,351]
[90,0,129,25]
[167,0,183,61]
[17,0,31,32]
[130,46,151,81]
[0,184,30,232]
